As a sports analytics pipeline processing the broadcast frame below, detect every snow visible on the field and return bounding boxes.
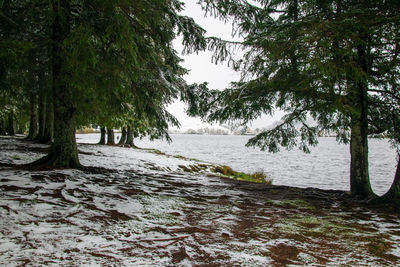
[0,136,400,265]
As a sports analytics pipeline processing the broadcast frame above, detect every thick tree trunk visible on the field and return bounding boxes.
[27,92,38,140]
[125,123,135,147]
[33,0,79,168]
[118,126,127,145]
[349,40,374,198]
[49,0,79,167]
[99,127,106,144]
[41,87,54,143]
[106,128,115,145]
[7,110,15,136]
[350,118,373,197]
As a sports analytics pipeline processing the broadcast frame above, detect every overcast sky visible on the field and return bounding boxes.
[168,0,283,130]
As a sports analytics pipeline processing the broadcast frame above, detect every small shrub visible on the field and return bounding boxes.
[251,171,272,184]
[212,166,272,184]
[214,165,234,176]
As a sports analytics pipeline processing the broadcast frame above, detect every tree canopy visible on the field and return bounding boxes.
[1,0,206,167]
[185,0,400,200]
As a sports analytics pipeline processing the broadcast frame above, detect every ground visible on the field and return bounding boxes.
[0,136,399,266]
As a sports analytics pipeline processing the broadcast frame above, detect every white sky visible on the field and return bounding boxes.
[168,0,283,130]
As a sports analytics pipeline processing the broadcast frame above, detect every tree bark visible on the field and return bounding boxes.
[37,71,47,140]
[349,38,374,198]
[379,156,400,203]
[106,128,115,145]
[7,110,15,136]
[0,118,6,135]
[41,85,54,143]
[32,0,79,168]
[350,117,373,197]
[27,92,38,140]
[99,126,106,144]
[125,123,135,147]
[118,126,127,145]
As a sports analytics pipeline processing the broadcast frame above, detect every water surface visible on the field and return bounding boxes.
[78,134,397,196]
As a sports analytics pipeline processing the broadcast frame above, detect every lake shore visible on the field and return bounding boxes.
[77,133,397,196]
[0,136,399,265]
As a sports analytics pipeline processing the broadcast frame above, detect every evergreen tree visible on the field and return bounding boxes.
[98,126,106,145]
[186,0,400,199]
[1,0,206,168]
[106,127,115,146]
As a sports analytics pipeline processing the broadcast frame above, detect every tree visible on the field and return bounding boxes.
[2,0,206,168]
[186,0,400,199]
[118,126,127,145]
[106,127,115,145]
[98,127,106,145]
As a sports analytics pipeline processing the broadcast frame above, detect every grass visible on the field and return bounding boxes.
[178,163,272,184]
[212,165,272,184]
[147,149,207,163]
[145,147,272,184]
[274,213,397,260]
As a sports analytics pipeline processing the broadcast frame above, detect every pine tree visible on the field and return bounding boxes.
[187,0,400,199]
[2,0,206,168]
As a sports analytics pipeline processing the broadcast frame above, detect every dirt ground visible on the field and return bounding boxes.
[0,136,399,266]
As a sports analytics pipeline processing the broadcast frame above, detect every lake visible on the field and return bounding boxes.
[77,133,397,196]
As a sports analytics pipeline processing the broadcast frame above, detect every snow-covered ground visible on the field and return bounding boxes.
[0,136,399,266]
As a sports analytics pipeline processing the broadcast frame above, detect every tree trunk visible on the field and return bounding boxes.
[0,118,6,135]
[349,39,374,198]
[37,71,47,140]
[27,92,38,140]
[106,128,115,145]
[379,156,400,203]
[32,0,79,168]
[125,123,135,147]
[41,86,54,143]
[99,126,106,144]
[7,110,15,136]
[118,126,127,145]
[350,118,373,197]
